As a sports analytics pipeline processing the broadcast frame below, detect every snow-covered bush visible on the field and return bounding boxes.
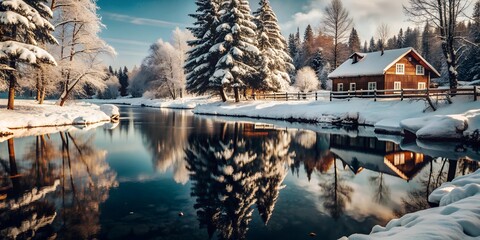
[129,28,193,99]
[294,67,319,92]
[97,75,120,99]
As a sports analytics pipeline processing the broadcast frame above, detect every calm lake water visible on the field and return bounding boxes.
[1,106,479,240]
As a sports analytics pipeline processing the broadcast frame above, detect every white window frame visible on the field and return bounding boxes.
[418,82,427,90]
[337,83,344,92]
[416,65,425,75]
[350,83,356,91]
[368,82,377,91]
[394,81,402,91]
[396,64,405,75]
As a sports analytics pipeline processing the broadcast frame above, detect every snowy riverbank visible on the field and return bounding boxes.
[342,169,480,240]
[193,96,480,141]
[0,100,119,140]
[88,95,215,109]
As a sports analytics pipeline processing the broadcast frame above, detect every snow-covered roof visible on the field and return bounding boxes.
[328,47,441,79]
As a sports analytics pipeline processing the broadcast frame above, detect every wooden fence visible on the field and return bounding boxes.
[251,86,479,103]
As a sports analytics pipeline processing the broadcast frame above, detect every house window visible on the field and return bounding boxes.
[394,81,402,90]
[337,83,344,91]
[418,82,427,90]
[350,83,356,91]
[368,82,377,91]
[416,65,425,75]
[396,64,405,75]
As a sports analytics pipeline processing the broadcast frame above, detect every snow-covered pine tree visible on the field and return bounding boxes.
[0,0,57,110]
[253,0,293,92]
[210,0,260,102]
[471,1,480,80]
[185,0,222,98]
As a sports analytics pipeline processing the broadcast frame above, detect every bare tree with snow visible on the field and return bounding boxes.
[322,0,353,69]
[294,67,319,92]
[404,0,471,89]
[0,0,57,110]
[130,28,194,99]
[51,0,115,106]
[377,23,390,55]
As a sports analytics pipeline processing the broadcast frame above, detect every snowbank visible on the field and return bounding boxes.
[0,99,118,139]
[342,169,480,240]
[89,95,215,109]
[194,97,480,141]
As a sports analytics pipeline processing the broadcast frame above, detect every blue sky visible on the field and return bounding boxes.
[97,0,473,69]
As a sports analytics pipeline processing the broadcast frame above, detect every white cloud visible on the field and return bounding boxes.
[280,0,415,42]
[103,12,187,28]
[104,38,151,47]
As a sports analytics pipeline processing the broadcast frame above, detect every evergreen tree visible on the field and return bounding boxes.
[369,37,377,52]
[185,0,222,97]
[471,1,480,80]
[348,28,361,53]
[0,0,57,109]
[302,24,315,65]
[404,27,419,49]
[421,22,433,62]
[288,34,297,58]
[253,0,293,92]
[108,66,114,75]
[210,0,260,102]
[119,66,129,96]
[396,28,405,48]
[363,40,368,52]
[310,49,330,90]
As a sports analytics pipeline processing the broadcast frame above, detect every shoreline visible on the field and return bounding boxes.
[0,100,119,141]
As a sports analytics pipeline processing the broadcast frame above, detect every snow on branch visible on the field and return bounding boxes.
[0,41,57,65]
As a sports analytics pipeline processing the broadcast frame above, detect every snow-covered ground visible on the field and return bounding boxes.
[342,169,480,240]
[89,95,215,109]
[193,96,480,141]
[0,99,118,140]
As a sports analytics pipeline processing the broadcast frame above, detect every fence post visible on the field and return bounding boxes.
[374,89,377,102]
[330,91,332,102]
[401,89,404,101]
[274,92,276,100]
[315,92,318,101]
[348,91,351,101]
[474,86,477,101]
[286,92,288,101]
[253,92,256,100]
[297,92,300,100]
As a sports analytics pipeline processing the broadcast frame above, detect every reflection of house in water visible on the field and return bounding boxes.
[330,134,431,181]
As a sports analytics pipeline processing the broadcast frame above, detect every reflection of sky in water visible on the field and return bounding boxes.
[1,106,478,240]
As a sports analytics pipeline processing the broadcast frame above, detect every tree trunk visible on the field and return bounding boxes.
[36,73,41,102]
[234,87,240,103]
[219,87,227,102]
[7,60,16,110]
[38,68,47,104]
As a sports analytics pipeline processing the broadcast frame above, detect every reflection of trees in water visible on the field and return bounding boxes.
[0,131,117,240]
[369,173,391,205]
[56,132,117,239]
[186,123,294,239]
[396,157,480,217]
[256,131,295,225]
[139,110,210,184]
[318,159,354,220]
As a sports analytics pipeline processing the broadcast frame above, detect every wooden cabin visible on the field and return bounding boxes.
[328,48,441,92]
